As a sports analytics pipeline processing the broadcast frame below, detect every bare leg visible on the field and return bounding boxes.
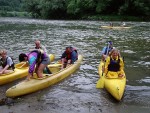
[35,65,38,75]
[37,63,47,78]
[61,58,67,69]
[26,73,32,81]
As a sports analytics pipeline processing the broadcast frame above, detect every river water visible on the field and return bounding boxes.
[0,17,150,113]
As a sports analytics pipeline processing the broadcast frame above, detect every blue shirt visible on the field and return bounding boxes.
[101,46,113,55]
[71,51,78,63]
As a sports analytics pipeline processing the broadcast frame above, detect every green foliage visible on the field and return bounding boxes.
[95,0,111,14]
[0,0,24,11]
[0,0,149,20]
[118,0,150,16]
[39,0,67,19]
[133,0,150,16]
[67,0,78,15]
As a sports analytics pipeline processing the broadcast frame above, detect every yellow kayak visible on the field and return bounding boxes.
[6,55,83,97]
[101,26,131,29]
[96,60,126,101]
[0,54,55,85]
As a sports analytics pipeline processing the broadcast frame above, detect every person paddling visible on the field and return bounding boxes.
[101,41,114,61]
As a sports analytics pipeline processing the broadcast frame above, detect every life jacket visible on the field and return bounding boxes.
[0,57,15,70]
[30,50,44,63]
[108,57,120,72]
[66,48,78,60]
[31,50,51,74]
[35,46,42,49]
[104,47,113,55]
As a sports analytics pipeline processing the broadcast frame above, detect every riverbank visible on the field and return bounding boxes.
[0,11,31,18]
[0,11,149,22]
[81,15,150,22]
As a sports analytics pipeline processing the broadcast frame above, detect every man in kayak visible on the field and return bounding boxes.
[35,40,47,53]
[34,40,51,74]
[0,49,15,75]
[19,49,50,80]
[104,48,125,78]
[101,41,114,61]
[61,46,78,69]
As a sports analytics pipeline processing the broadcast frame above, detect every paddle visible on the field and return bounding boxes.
[96,60,106,89]
[96,72,105,88]
[96,43,110,89]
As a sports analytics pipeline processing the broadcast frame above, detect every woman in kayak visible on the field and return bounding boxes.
[19,49,50,80]
[0,49,15,75]
[104,48,125,78]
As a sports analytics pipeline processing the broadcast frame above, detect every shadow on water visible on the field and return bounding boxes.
[0,17,150,113]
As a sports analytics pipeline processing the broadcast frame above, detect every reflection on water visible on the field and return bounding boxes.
[0,17,150,113]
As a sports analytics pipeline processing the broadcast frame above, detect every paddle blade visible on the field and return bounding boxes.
[96,77,104,88]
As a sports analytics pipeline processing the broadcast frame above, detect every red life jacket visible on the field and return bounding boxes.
[66,48,78,60]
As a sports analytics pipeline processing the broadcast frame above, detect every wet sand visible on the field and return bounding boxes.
[0,82,114,113]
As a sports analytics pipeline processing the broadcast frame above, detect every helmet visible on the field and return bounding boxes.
[108,41,113,45]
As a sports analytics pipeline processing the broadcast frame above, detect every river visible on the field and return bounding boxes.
[0,17,150,113]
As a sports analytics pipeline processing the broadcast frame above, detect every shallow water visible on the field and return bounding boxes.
[0,17,150,113]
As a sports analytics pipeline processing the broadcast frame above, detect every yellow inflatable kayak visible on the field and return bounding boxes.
[101,26,131,29]
[0,54,55,85]
[6,55,83,98]
[96,60,126,101]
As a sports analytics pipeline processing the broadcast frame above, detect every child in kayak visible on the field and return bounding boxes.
[0,49,15,75]
[104,48,125,78]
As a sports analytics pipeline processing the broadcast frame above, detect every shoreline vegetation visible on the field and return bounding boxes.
[0,11,149,22]
[0,0,149,22]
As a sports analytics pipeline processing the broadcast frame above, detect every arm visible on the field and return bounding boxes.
[41,45,47,53]
[61,51,66,59]
[101,47,108,61]
[101,47,106,55]
[0,65,9,74]
[70,51,77,64]
[120,57,124,72]
[104,57,110,75]
[27,54,37,80]
[28,57,36,74]
[118,57,125,77]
